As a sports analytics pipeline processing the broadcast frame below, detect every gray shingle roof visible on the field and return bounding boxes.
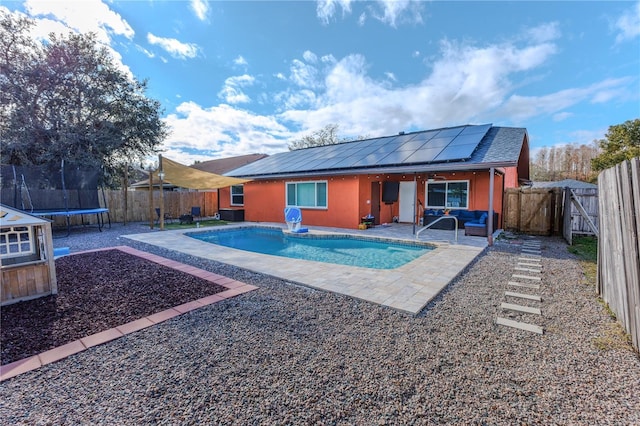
[227,124,527,179]
[531,179,597,189]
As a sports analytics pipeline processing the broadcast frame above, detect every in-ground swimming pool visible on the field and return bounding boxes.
[188,227,433,269]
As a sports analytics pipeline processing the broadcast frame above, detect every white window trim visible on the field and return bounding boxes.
[425,180,470,210]
[230,184,244,206]
[285,180,328,209]
[0,226,35,259]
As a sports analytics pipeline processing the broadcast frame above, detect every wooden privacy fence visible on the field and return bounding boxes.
[503,187,563,235]
[597,157,640,352]
[562,187,599,245]
[44,190,218,227]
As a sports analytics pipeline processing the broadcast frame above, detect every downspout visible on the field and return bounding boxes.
[413,173,417,235]
[488,167,495,246]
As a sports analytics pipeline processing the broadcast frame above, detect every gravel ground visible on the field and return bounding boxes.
[1,223,639,425]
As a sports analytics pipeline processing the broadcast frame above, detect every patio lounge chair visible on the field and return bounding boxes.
[284,207,308,233]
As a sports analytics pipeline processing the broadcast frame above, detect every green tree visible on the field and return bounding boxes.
[591,119,640,171]
[0,11,168,184]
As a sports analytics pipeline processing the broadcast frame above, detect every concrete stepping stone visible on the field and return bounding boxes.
[501,302,541,315]
[505,291,542,301]
[522,249,541,255]
[518,262,541,268]
[512,274,541,281]
[508,281,540,289]
[496,317,544,334]
[514,267,541,273]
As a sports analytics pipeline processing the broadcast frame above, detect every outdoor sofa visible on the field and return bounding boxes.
[423,209,498,235]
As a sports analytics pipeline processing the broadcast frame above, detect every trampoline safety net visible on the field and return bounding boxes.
[0,161,105,212]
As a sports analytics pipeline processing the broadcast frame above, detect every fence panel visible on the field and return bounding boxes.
[503,188,563,235]
[45,190,218,227]
[597,157,640,352]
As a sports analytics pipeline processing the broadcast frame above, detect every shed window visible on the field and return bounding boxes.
[0,226,34,258]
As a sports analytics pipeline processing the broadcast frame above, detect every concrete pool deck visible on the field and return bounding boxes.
[124,222,491,314]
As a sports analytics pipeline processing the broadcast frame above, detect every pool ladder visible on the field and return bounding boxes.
[415,215,459,243]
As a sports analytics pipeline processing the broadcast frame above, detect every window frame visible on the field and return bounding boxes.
[230,184,244,206]
[425,180,470,210]
[285,180,328,209]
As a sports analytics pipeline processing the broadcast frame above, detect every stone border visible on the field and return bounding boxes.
[0,246,258,382]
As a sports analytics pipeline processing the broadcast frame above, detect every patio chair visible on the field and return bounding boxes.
[155,208,173,225]
[191,206,201,222]
[284,207,307,233]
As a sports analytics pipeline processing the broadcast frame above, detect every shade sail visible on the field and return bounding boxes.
[153,156,251,190]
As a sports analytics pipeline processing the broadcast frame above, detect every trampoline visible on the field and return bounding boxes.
[1,161,111,236]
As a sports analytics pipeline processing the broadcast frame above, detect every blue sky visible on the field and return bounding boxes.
[2,0,639,166]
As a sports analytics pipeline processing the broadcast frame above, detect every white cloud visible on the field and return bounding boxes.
[499,78,632,121]
[303,50,318,63]
[234,55,248,66]
[524,22,561,43]
[10,1,134,77]
[24,0,134,43]
[385,72,397,81]
[147,33,199,59]
[316,0,353,25]
[552,112,573,122]
[614,2,640,43]
[164,22,635,155]
[368,0,423,27]
[316,0,422,27]
[218,75,255,104]
[289,59,321,88]
[163,102,291,157]
[190,0,209,21]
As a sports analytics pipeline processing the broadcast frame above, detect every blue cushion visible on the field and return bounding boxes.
[478,213,488,224]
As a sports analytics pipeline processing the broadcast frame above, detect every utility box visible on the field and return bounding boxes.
[1,204,57,306]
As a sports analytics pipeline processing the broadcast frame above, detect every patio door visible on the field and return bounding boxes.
[398,181,416,223]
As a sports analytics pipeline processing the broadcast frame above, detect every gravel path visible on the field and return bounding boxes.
[1,223,639,424]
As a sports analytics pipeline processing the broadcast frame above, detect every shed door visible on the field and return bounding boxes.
[399,181,416,223]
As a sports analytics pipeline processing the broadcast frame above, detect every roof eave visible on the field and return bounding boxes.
[232,160,518,180]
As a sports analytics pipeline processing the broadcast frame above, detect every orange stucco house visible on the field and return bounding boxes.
[219,124,529,233]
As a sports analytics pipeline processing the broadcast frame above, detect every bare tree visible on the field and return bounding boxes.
[288,124,368,150]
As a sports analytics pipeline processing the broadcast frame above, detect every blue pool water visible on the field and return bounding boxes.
[188,227,432,270]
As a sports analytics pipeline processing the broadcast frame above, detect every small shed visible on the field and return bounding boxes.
[1,204,57,306]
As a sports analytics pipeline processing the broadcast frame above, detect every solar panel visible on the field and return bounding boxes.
[228,124,493,176]
[376,151,416,164]
[434,143,479,162]
[447,133,486,146]
[458,123,491,135]
[351,153,389,167]
[403,147,442,163]
[434,126,464,138]
[422,137,453,149]
[396,139,428,151]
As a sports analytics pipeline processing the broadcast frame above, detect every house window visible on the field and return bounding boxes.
[426,181,469,209]
[286,181,327,208]
[231,185,244,206]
